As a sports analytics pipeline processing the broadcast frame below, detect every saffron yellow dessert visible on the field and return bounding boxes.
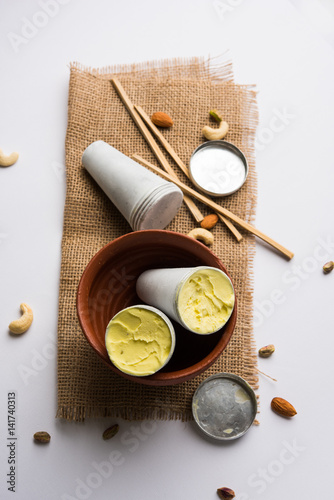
[105,306,174,376]
[177,268,234,334]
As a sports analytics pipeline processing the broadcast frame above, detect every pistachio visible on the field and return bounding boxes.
[258,344,275,358]
[209,109,223,123]
[33,431,51,443]
[217,487,235,499]
[323,261,334,274]
[102,424,119,440]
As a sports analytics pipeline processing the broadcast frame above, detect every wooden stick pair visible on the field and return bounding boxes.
[111,78,242,242]
[133,155,294,260]
[134,105,243,242]
[111,78,294,260]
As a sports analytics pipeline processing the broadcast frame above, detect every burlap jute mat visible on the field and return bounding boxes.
[57,56,259,422]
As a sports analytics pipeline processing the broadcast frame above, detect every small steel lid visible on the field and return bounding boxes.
[192,373,257,441]
[189,140,248,197]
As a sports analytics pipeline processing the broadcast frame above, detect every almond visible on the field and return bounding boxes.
[151,111,173,128]
[200,214,219,230]
[271,397,297,417]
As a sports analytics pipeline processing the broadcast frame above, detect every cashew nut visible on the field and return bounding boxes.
[8,303,33,334]
[187,228,214,246]
[202,120,229,141]
[0,148,19,167]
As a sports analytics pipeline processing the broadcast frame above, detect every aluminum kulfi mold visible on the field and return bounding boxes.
[189,140,248,197]
[192,373,257,441]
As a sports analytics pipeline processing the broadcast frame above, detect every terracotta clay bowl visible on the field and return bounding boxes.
[77,230,237,386]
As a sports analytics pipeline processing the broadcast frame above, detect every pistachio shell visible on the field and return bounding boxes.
[217,487,235,499]
[34,431,51,443]
[258,344,275,358]
[323,261,334,274]
[102,424,119,440]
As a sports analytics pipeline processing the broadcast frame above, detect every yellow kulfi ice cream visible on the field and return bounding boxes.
[177,267,235,334]
[105,306,174,376]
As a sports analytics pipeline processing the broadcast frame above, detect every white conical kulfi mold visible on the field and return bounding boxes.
[82,141,183,231]
[136,266,235,335]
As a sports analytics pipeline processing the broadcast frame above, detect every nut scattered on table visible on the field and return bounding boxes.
[203,109,229,141]
[202,120,229,141]
[187,227,214,246]
[258,344,275,358]
[217,487,235,499]
[8,303,33,334]
[34,431,51,443]
[200,214,219,230]
[323,261,334,274]
[151,111,173,128]
[271,397,297,418]
[103,423,119,440]
[0,148,19,167]
[209,109,223,122]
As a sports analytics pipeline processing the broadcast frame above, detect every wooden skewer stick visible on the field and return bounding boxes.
[216,214,242,241]
[111,78,240,240]
[255,368,277,382]
[134,105,243,243]
[133,155,294,260]
[134,105,191,178]
[110,78,203,223]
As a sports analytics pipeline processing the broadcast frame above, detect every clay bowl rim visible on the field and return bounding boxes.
[76,230,237,386]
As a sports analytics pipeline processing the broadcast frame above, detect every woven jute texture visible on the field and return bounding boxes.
[57,57,259,422]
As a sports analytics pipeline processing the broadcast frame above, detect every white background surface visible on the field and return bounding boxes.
[1,0,334,499]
